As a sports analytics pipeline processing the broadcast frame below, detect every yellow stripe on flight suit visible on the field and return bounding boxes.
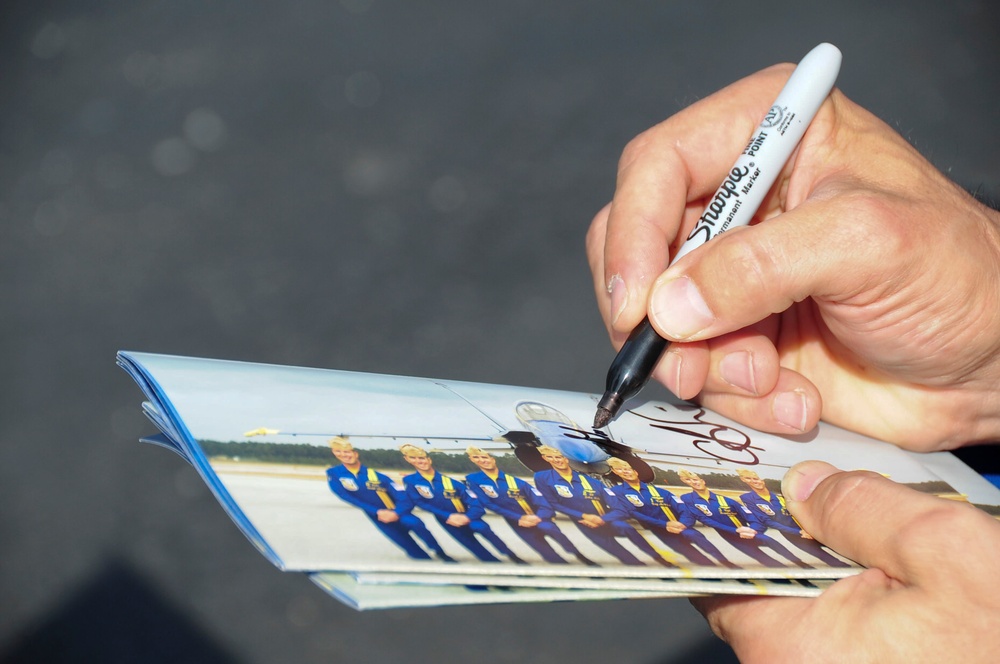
[367,468,395,509]
[646,484,677,521]
[715,494,745,528]
[441,475,465,512]
[642,483,684,569]
[577,475,605,515]
[504,474,533,515]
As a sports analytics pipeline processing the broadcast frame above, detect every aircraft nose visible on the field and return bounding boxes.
[556,436,609,464]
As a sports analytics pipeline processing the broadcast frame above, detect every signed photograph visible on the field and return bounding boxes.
[118,351,1000,591]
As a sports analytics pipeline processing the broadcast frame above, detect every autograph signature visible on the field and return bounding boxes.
[628,405,764,464]
[551,404,763,465]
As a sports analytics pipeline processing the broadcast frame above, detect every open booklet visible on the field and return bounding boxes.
[118,351,1000,609]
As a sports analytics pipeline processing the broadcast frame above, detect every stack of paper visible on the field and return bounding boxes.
[118,352,1000,610]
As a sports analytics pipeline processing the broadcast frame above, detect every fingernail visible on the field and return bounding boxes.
[608,274,628,326]
[773,390,808,432]
[719,351,757,395]
[782,461,840,502]
[649,276,714,340]
[657,349,684,399]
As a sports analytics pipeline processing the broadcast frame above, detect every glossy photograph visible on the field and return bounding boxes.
[118,351,999,593]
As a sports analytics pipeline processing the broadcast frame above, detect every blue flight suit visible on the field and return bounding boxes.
[604,481,737,568]
[466,469,591,564]
[402,470,520,563]
[681,489,811,568]
[326,464,448,560]
[739,490,852,567]
[533,468,670,566]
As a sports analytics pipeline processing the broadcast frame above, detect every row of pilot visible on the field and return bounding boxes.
[326,437,851,568]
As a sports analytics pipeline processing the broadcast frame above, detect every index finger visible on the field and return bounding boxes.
[604,64,795,334]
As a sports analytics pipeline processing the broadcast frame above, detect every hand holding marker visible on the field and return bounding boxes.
[594,43,843,428]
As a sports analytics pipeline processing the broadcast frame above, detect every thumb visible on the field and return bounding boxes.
[645,196,893,341]
[781,460,972,583]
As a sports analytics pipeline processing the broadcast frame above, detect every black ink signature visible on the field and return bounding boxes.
[629,405,763,465]
[558,425,613,445]
[557,425,637,456]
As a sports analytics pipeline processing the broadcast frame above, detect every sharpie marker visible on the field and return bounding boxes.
[594,43,842,428]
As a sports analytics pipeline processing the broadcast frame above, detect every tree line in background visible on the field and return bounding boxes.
[199,440,525,475]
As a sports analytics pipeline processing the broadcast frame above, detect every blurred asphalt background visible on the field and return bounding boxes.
[2,1,998,662]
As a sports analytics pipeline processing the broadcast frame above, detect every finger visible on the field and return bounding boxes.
[645,193,899,343]
[699,366,822,435]
[652,329,784,403]
[691,595,812,660]
[603,65,797,334]
[702,328,782,397]
[782,460,995,583]
[585,203,616,331]
[692,568,899,661]
[588,200,679,348]
[650,341,709,401]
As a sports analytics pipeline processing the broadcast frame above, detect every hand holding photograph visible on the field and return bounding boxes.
[118,351,1000,608]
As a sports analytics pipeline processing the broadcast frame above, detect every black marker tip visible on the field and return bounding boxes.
[594,317,670,429]
[593,406,613,429]
[594,392,623,428]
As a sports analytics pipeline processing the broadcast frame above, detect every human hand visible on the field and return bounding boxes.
[579,514,605,528]
[376,509,399,523]
[692,460,1000,663]
[735,526,757,539]
[586,63,1000,450]
[518,514,542,527]
[666,520,686,534]
[445,513,470,527]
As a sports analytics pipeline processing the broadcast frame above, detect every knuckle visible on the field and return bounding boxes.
[704,608,731,642]
[833,190,913,261]
[707,232,781,308]
[617,130,655,175]
[892,501,980,556]
[813,471,883,529]
[808,187,921,299]
[758,62,796,79]
[584,207,608,257]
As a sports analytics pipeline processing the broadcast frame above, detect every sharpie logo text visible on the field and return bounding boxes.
[686,165,751,244]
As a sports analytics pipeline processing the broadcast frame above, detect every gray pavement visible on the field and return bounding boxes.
[2,1,998,662]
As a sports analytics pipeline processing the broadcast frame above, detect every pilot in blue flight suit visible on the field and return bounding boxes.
[464,446,597,566]
[533,445,674,567]
[736,468,852,567]
[603,457,739,568]
[325,437,453,562]
[677,469,811,569]
[399,444,525,564]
